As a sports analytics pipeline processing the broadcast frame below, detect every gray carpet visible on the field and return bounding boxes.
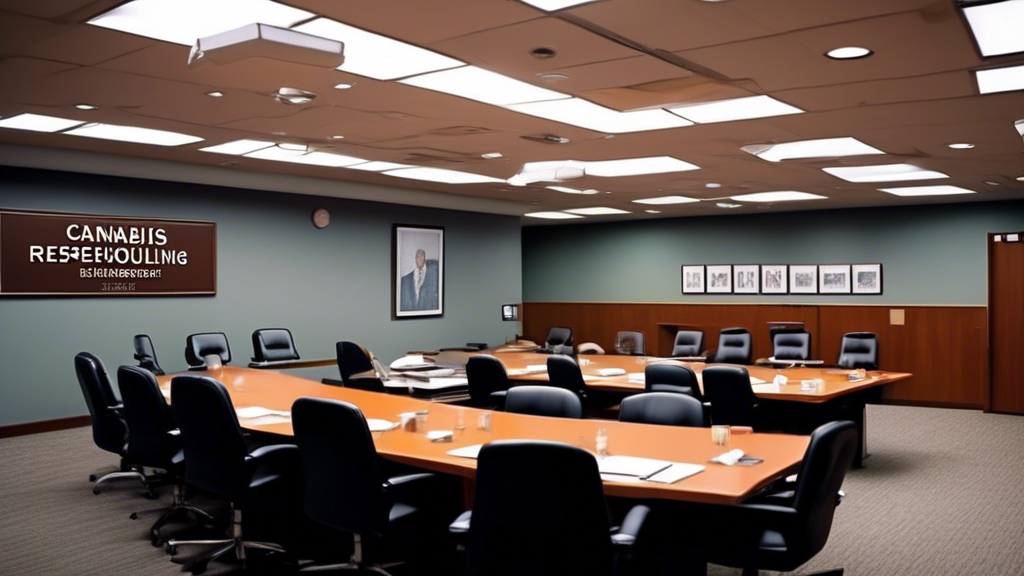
[1,405,1022,576]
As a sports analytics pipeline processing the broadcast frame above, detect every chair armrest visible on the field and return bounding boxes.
[611,504,649,547]
[449,510,472,534]
[386,472,435,488]
[385,472,439,502]
[245,444,300,473]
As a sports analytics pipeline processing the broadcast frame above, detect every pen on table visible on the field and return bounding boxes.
[640,464,673,481]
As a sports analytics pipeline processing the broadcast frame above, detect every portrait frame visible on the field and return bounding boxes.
[393,224,444,319]
[706,264,733,294]
[818,264,852,294]
[760,264,788,294]
[681,265,705,294]
[733,264,760,294]
[851,263,883,294]
[789,265,818,294]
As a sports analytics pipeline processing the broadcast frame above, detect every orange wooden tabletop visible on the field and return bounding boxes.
[157,366,808,505]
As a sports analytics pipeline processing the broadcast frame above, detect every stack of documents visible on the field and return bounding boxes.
[235,406,291,425]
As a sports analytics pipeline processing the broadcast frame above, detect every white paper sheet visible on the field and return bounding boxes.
[236,406,290,419]
[597,455,674,477]
[597,368,627,377]
[645,463,705,484]
[447,444,484,459]
[366,418,399,432]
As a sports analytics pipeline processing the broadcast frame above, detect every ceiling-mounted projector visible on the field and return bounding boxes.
[188,23,344,68]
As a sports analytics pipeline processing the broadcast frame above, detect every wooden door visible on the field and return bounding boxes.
[988,232,1024,414]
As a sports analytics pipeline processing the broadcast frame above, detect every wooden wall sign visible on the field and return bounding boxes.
[0,209,216,296]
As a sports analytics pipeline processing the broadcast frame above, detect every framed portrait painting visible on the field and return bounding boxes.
[393,225,444,318]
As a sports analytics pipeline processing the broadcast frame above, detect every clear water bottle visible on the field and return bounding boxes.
[596,427,608,457]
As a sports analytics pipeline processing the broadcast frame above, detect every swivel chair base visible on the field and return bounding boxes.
[167,505,287,575]
[742,569,842,576]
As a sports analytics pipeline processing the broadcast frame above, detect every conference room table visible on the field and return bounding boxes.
[156,366,809,506]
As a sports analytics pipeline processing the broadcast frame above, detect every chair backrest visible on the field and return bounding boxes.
[577,342,606,355]
[671,330,704,357]
[117,365,178,466]
[132,334,165,375]
[789,421,858,561]
[335,341,383,391]
[467,440,613,576]
[251,328,299,362]
[466,355,510,405]
[837,332,878,370]
[292,397,390,536]
[74,352,127,455]
[619,393,704,427]
[184,332,231,367]
[711,327,752,364]
[702,365,758,426]
[544,326,573,348]
[615,331,646,356]
[773,330,811,361]
[546,355,587,397]
[504,386,583,419]
[644,364,702,400]
[170,375,251,500]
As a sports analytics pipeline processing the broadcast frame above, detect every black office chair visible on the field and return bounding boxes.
[465,355,509,408]
[615,331,646,356]
[546,354,588,397]
[456,440,648,575]
[74,352,147,494]
[335,341,384,392]
[709,327,753,364]
[671,330,705,358]
[292,397,447,572]
[773,330,811,361]
[542,326,573,354]
[703,365,763,428]
[133,334,165,375]
[504,386,583,419]
[619,393,705,427]
[184,332,231,369]
[167,376,298,574]
[645,364,702,401]
[251,328,299,363]
[837,332,878,370]
[702,421,858,576]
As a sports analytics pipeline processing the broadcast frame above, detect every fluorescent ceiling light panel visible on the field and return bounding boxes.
[745,137,885,162]
[508,98,692,133]
[383,167,504,184]
[667,95,803,124]
[585,156,700,177]
[524,211,584,219]
[547,186,599,195]
[730,191,826,202]
[65,123,203,146]
[0,113,85,132]
[246,146,365,167]
[564,207,631,215]
[400,65,569,106]
[88,0,314,46]
[976,64,1024,94]
[1016,119,1024,136]
[294,18,463,80]
[878,185,977,197]
[963,0,1024,57]
[199,139,275,155]
[347,161,416,172]
[508,160,586,186]
[822,164,949,183]
[519,0,599,11]
[632,195,700,205]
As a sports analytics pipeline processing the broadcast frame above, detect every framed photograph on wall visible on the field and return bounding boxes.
[818,264,851,294]
[681,265,706,294]
[733,264,759,294]
[393,225,444,318]
[852,263,883,294]
[761,264,788,294]
[706,265,733,293]
[789,265,818,294]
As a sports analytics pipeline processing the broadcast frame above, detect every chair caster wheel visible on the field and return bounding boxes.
[89,474,97,482]
[189,560,209,575]
[166,544,177,556]
[129,512,138,520]
[92,488,101,495]
[144,490,158,500]
[151,535,162,547]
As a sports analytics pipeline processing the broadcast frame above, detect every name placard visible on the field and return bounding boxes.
[0,209,216,296]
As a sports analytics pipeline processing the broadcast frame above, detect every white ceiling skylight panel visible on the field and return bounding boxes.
[585,156,700,177]
[508,98,693,133]
[822,164,949,183]
[547,186,600,195]
[632,195,701,205]
[294,18,465,80]
[878,185,976,197]
[667,95,804,124]
[730,191,827,202]
[564,207,631,215]
[65,124,205,146]
[87,0,315,45]
[246,145,366,167]
[383,167,505,184]
[976,64,1024,95]
[346,161,417,172]
[199,139,275,155]
[743,137,886,162]
[524,211,585,219]
[519,0,600,11]
[399,66,571,106]
[963,0,1024,57]
[0,113,86,132]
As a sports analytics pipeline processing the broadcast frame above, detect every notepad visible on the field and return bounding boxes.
[752,383,781,393]
[366,418,399,432]
[645,463,705,484]
[447,444,484,459]
[597,368,627,377]
[236,406,290,419]
[597,455,674,477]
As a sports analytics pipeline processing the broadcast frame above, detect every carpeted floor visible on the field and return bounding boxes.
[1,404,1022,575]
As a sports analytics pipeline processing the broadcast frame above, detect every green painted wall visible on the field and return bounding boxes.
[523,200,1024,304]
[0,167,521,427]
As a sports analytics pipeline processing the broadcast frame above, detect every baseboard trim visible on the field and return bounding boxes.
[0,415,91,439]
[880,399,984,411]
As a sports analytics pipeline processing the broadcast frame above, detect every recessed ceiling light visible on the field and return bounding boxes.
[400,65,569,107]
[482,152,503,159]
[88,0,314,45]
[564,207,631,215]
[547,186,600,195]
[644,210,662,214]
[537,73,569,81]
[64,123,203,146]
[717,202,742,208]
[274,87,316,105]
[963,0,1024,57]
[976,64,1024,94]
[384,166,504,184]
[333,83,353,90]
[205,91,224,98]
[947,142,975,149]
[632,195,700,205]
[276,142,307,152]
[705,182,721,188]
[75,104,98,110]
[199,139,275,155]
[985,181,1000,186]
[346,161,415,172]
[825,46,873,60]
[878,185,977,197]
[1017,176,1024,182]
[295,18,464,81]
[330,135,345,140]
[743,137,885,162]
[1016,119,1024,136]
[667,95,803,124]
[585,156,700,177]
[0,113,85,132]
[518,0,599,10]
[246,146,365,167]
[524,211,584,219]
[508,98,692,133]
[822,164,949,183]
[730,191,827,202]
